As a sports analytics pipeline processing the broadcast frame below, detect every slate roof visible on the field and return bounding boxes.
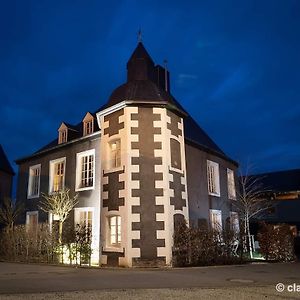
[249,169,300,193]
[0,145,15,175]
[32,110,101,154]
[127,42,154,65]
[106,80,179,108]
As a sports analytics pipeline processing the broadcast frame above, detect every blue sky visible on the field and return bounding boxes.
[1,0,300,179]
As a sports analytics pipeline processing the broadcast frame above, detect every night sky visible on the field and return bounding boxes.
[1,0,300,185]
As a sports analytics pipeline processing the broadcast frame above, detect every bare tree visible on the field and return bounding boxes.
[39,188,78,245]
[233,166,273,258]
[0,197,24,231]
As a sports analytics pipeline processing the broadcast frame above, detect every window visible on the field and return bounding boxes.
[170,138,182,170]
[59,130,67,144]
[230,211,240,233]
[109,140,121,169]
[26,211,38,232]
[84,120,94,136]
[27,164,41,198]
[74,208,93,241]
[227,169,236,200]
[49,158,66,193]
[109,216,121,246]
[207,160,220,196]
[76,149,95,191]
[82,112,94,136]
[210,209,222,231]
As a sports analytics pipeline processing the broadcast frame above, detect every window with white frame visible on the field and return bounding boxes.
[58,130,67,144]
[27,164,41,198]
[26,211,38,232]
[108,215,121,246]
[76,149,95,191]
[75,208,93,227]
[74,208,93,240]
[210,209,222,231]
[230,211,240,233]
[227,168,236,200]
[84,120,94,136]
[207,160,220,196]
[49,158,66,193]
[109,139,121,169]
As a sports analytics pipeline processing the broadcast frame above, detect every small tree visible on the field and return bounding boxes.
[40,188,78,245]
[0,197,24,231]
[234,166,273,258]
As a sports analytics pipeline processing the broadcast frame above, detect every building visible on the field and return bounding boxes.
[250,169,300,236]
[16,41,238,267]
[0,144,14,204]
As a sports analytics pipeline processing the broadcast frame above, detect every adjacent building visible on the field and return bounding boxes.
[0,144,14,204]
[16,41,238,267]
[250,169,300,236]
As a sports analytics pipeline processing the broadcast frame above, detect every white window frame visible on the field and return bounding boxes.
[108,139,121,170]
[108,215,121,248]
[75,149,95,191]
[230,211,240,233]
[207,160,220,197]
[27,164,41,199]
[74,207,94,239]
[26,211,39,231]
[210,209,222,231]
[227,168,236,200]
[49,157,66,194]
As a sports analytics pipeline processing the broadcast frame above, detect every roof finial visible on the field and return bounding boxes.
[163,59,168,70]
[137,28,142,43]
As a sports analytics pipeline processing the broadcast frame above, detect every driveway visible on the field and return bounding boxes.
[0,262,300,299]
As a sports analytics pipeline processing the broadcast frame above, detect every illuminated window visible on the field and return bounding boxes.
[109,216,121,246]
[210,209,222,231]
[230,211,240,233]
[74,208,93,240]
[227,169,236,200]
[82,112,94,136]
[76,149,95,191]
[109,140,121,169]
[58,130,67,144]
[49,158,66,193]
[27,164,41,198]
[207,160,220,196]
[78,210,93,227]
[26,211,38,232]
[84,120,94,136]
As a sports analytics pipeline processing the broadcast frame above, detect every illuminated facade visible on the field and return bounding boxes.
[16,41,238,267]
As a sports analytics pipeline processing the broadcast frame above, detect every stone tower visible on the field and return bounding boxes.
[97,42,189,267]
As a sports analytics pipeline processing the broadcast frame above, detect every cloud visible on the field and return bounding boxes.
[176,73,198,87]
[210,64,256,100]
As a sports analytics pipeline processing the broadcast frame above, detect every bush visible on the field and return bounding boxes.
[173,220,245,267]
[0,224,59,263]
[257,222,295,262]
[0,223,92,266]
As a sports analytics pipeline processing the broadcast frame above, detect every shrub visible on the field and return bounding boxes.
[173,220,245,267]
[0,223,92,266]
[257,222,295,262]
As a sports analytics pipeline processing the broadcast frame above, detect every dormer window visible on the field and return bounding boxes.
[58,123,68,144]
[83,112,94,136]
[84,120,94,135]
[59,130,67,144]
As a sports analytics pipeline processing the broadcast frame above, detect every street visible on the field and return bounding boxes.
[0,262,300,299]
